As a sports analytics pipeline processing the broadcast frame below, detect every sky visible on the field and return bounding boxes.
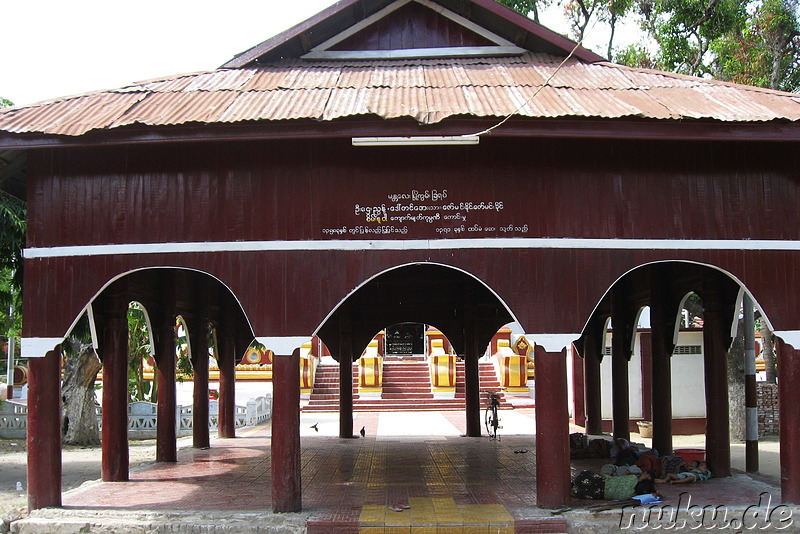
[0,0,623,107]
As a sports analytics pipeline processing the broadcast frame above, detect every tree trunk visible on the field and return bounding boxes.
[62,339,103,446]
[728,317,746,442]
[760,321,777,384]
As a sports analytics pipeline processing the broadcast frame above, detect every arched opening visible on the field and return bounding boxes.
[575,260,755,482]
[27,266,258,498]
[311,263,515,440]
[316,263,516,361]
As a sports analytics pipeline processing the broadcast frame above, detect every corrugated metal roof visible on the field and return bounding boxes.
[2,52,800,138]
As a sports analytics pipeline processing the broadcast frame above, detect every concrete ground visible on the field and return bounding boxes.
[1,410,792,533]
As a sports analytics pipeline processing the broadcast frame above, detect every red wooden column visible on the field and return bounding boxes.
[582,325,603,435]
[611,287,632,440]
[702,278,731,478]
[650,275,674,455]
[155,308,177,462]
[272,349,302,512]
[27,347,62,509]
[464,354,481,437]
[189,317,210,449]
[101,290,130,482]
[338,311,355,439]
[217,325,237,439]
[535,344,571,508]
[777,337,800,503]
[464,305,481,437]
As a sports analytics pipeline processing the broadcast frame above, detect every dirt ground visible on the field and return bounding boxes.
[0,438,163,517]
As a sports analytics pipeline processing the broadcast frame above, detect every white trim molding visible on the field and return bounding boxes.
[22,337,64,358]
[256,336,310,356]
[775,331,800,351]
[531,334,580,353]
[23,237,800,260]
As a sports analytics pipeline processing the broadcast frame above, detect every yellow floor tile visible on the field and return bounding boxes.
[384,511,412,526]
[360,505,388,523]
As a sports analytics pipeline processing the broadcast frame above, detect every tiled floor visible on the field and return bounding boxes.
[59,410,784,533]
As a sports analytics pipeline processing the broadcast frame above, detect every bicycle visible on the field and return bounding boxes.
[483,390,502,440]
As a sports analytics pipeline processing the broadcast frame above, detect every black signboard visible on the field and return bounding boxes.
[385,323,425,355]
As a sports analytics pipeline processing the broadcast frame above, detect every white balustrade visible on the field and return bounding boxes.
[0,400,27,439]
[0,395,272,439]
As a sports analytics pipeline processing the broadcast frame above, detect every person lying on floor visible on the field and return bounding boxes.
[655,461,712,484]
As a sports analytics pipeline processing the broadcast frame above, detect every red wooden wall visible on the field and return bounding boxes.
[23,137,800,342]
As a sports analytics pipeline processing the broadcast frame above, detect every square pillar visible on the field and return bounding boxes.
[155,313,177,462]
[101,294,130,482]
[27,348,63,509]
[702,281,731,478]
[777,337,800,503]
[189,318,210,449]
[534,345,571,508]
[217,330,237,439]
[272,350,302,512]
[581,324,604,436]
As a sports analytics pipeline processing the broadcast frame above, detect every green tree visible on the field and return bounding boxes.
[0,97,12,108]
[713,0,800,91]
[637,0,749,77]
[128,302,155,402]
[0,189,25,386]
[498,0,554,23]
[499,0,636,60]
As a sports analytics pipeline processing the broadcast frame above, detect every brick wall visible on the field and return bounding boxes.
[757,383,779,436]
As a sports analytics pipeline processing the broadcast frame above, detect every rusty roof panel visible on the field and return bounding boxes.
[248,89,329,121]
[608,89,678,120]
[645,87,742,120]
[288,68,343,90]
[112,92,239,127]
[469,64,521,87]
[183,69,257,92]
[3,52,800,138]
[0,93,145,135]
[335,66,373,88]
[503,61,549,87]
[135,75,197,93]
[381,64,427,87]
[522,85,575,117]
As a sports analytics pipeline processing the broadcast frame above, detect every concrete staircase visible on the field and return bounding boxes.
[303,360,512,412]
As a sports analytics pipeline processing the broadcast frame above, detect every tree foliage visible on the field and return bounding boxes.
[128,302,155,402]
[713,0,800,90]
[499,0,800,91]
[497,0,554,23]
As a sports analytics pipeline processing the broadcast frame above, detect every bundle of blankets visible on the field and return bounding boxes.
[570,433,687,501]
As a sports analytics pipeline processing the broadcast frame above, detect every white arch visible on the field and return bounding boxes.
[311,261,522,338]
[581,260,771,340]
[22,266,253,358]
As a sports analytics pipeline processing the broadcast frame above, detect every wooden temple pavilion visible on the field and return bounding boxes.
[1,0,800,512]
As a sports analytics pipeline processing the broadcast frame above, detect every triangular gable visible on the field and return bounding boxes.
[303,0,526,59]
[221,0,604,68]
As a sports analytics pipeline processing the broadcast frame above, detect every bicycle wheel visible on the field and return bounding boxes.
[485,406,497,438]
